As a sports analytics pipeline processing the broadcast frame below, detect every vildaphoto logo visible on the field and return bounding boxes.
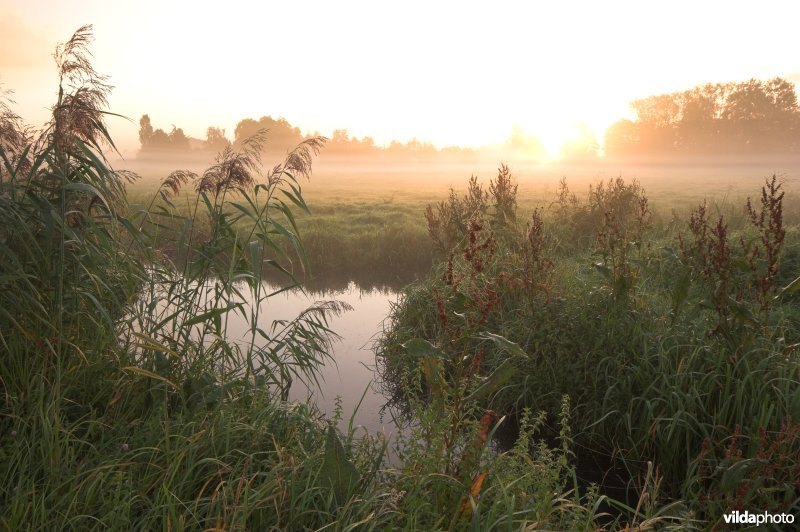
[723,510,795,526]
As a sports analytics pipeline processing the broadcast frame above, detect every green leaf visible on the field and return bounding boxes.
[282,183,311,214]
[420,356,445,408]
[719,459,756,493]
[64,182,110,212]
[403,338,442,358]
[728,296,758,325]
[450,292,470,314]
[249,240,263,276]
[184,305,240,327]
[131,332,181,358]
[320,425,360,505]
[670,270,691,322]
[775,275,800,300]
[466,360,516,403]
[593,262,612,281]
[123,366,177,388]
[477,332,527,358]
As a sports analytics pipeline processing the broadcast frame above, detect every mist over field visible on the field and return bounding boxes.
[122,73,800,214]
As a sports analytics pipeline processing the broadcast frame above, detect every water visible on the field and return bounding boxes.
[195,278,636,499]
[222,280,401,441]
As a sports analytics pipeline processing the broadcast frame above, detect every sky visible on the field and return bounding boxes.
[3,0,800,158]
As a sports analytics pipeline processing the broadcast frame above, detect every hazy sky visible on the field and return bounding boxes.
[3,0,800,157]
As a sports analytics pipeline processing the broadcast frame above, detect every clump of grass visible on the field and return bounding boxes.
[690,416,800,526]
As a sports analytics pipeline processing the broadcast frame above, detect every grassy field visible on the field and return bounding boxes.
[111,154,800,528]
[121,153,800,290]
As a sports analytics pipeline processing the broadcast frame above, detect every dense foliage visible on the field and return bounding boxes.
[381,165,800,528]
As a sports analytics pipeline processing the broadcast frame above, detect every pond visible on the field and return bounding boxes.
[220,280,402,444]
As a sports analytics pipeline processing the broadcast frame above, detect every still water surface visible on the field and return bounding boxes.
[224,281,401,441]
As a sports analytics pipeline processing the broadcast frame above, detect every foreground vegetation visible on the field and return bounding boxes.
[0,27,696,530]
[380,162,800,527]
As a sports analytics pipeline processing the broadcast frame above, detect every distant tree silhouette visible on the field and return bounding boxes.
[630,94,679,154]
[204,126,230,153]
[233,116,303,153]
[138,114,193,153]
[139,114,154,146]
[605,77,800,158]
[721,78,799,152]
[168,126,189,151]
[675,84,722,152]
[136,113,534,161]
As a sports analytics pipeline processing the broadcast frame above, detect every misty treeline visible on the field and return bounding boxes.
[139,76,800,161]
[138,113,477,158]
[605,77,800,157]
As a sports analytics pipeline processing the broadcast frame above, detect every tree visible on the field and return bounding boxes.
[138,115,191,153]
[204,126,230,153]
[234,116,303,153]
[630,94,679,153]
[168,126,189,151]
[331,128,351,144]
[148,128,170,150]
[676,84,721,153]
[605,77,800,157]
[139,114,154,147]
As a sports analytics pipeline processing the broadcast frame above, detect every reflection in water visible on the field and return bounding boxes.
[224,281,401,444]
[261,269,417,294]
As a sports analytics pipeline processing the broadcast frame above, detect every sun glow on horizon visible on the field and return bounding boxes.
[3,1,800,158]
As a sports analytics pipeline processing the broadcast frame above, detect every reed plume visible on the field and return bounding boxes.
[197,129,268,196]
[161,169,198,196]
[50,25,113,152]
[268,136,327,184]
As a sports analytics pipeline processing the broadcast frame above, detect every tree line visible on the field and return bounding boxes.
[605,77,800,157]
[139,76,800,160]
[138,114,231,154]
[137,114,476,158]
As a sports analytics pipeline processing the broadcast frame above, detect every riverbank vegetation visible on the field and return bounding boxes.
[379,164,800,527]
[3,27,797,530]
[0,27,682,530]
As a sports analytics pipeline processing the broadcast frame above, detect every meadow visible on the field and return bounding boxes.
[2,27,800,531]
[123,153,800,289]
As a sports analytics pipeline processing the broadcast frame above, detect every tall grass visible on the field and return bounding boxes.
[0,26,381,529]
[380,166,800,526]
